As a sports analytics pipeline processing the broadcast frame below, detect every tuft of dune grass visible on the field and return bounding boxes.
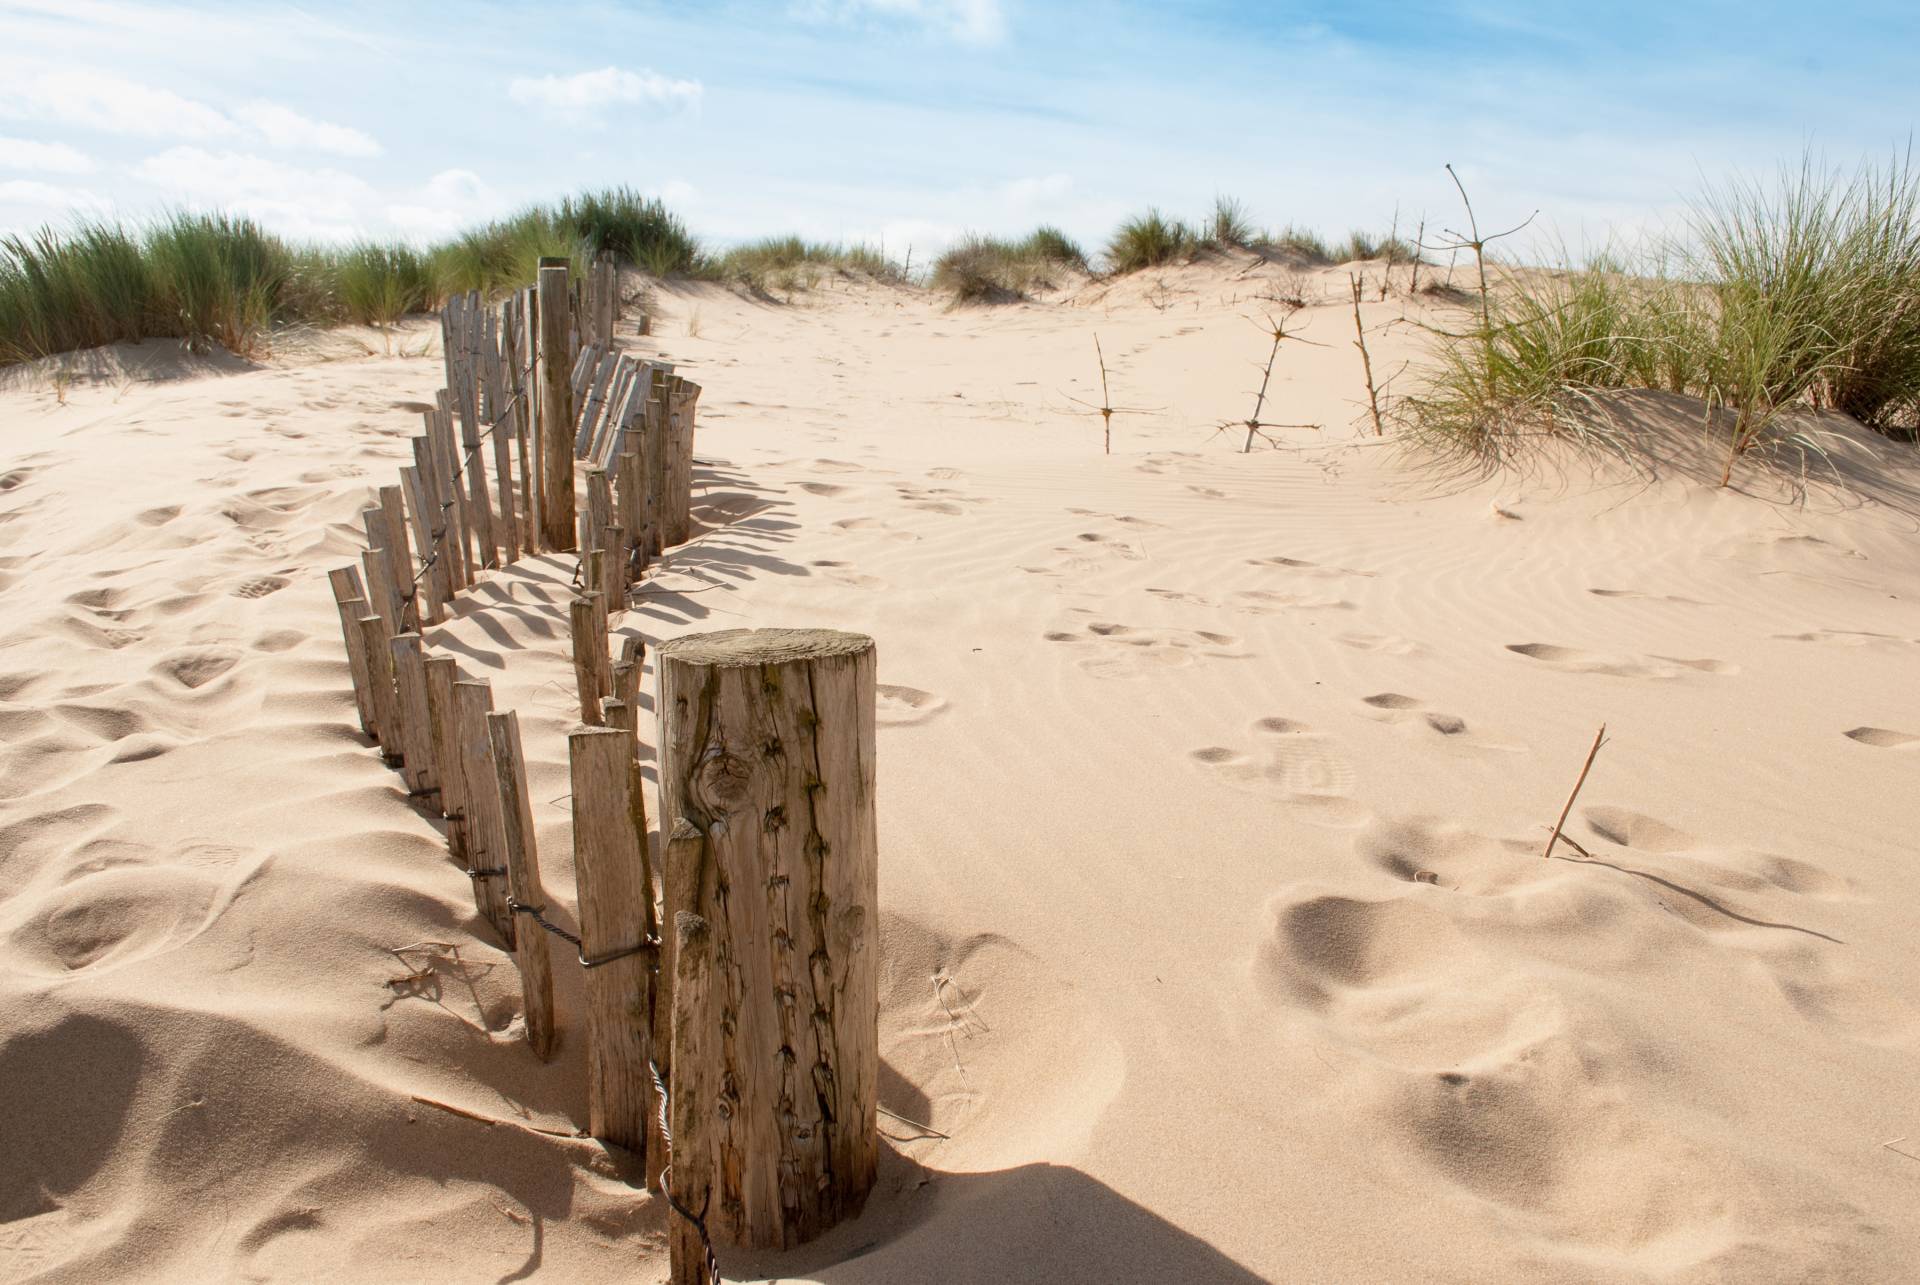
[932,228,1088,302]
[1398,152,1920,476]
[711,236,906,292]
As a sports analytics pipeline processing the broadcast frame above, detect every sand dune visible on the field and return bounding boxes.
[3,257,1918,1281]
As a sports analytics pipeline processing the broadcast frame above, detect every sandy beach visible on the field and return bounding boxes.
[3,251,1917,1281]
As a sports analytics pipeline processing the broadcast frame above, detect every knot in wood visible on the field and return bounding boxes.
[763,804,787,833]
[694,746,754,813]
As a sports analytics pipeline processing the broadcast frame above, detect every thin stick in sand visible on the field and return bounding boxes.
[1543,723,1608,859]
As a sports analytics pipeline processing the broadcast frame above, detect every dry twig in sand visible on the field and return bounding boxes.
[1542,724,1608,859]
[1419,164,1539,387]
[1213,308,1324,452]
[1063,334,1158,454]
[1350,273,1390,437]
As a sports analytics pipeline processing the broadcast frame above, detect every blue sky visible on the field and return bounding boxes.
[1,0,1914,260]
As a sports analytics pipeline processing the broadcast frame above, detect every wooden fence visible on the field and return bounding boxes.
[324,260,879,1284]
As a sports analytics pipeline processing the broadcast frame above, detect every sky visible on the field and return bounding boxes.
[1,0,1916,263]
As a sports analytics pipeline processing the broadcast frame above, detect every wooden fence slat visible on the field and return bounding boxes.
[488,710,556,1059]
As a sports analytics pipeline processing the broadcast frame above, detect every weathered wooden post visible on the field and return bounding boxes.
[570,595,610,724]
[389,633,437,800]
[666,377,699,546]
[326,568,375,738]
[600,523,626,610]
[537,257,576,551]
[655,628,880,1249]
[489,710,556,1059]
[569,726,660,1157]
[455,680,513,943]
[356,613,401,765]
[424,655,467,862]
[668,910,716,1285]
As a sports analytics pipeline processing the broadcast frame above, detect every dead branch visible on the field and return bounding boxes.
[1542,724,1608,859]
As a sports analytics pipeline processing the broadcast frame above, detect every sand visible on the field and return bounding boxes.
[3,254,1918,1282]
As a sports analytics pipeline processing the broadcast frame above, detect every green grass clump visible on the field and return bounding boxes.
[560,188,700,276]
[1268,226,1333,263]
[1209,196,1257,249]
[334,242,439,327]
[0,212,313,362]
[1338,230,1419,263]
[711,236,905,291]
[932,228,1089,302]
[1400,153,1920,479]
[1105,209,1203,273]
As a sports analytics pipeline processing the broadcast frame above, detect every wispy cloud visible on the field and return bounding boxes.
[791,0,1007,46]
[0,178,111,217]
[0,68,235,140]
[234,101,381,158]
[506,67,703,119]
[0,68,379,157]
[385,168,500,240]
[130,146,372,240]
[0,136,95,174]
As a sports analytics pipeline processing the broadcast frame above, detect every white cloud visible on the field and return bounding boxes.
[652,178,699,206]
[0,69,380,159]
[235,101,381,158]
[386,168,501,240]
[791,0,1005,45]
[0,68,236,140]
[131,146,372,241]
[998,172,1071,209]
[507,67,703,119]
[0,136,95,174]
[0,178,112,215]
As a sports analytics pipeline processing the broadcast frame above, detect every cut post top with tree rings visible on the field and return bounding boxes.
[658,627,873,668]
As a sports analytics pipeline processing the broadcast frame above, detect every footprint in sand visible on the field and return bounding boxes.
[1044,621,1250,678]
[1842,726,1919,750]
[1068,507,1163,528]
[1229,589,1354,614]
[1505,643,1736,679]
[808,559,886,590]
[1020,532,1145,577]
[151,648,241,691]
[231,576,289,599]
[1248,555,1377,579]
[1775,628,1918,648]
[1189,716,1366,825]
[1568,805,1907,1044]
[1588,587,1710,606]
[875,684,949,728]
[1337,632,1422,656]
[832,517,919,542]
[895,484,988,515]
[797,481,851,497]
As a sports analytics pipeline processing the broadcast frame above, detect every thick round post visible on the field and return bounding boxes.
[656,627,879,1249]
[537,258,576,552]
[489,711,555,1059]
[569,728,659,1157]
